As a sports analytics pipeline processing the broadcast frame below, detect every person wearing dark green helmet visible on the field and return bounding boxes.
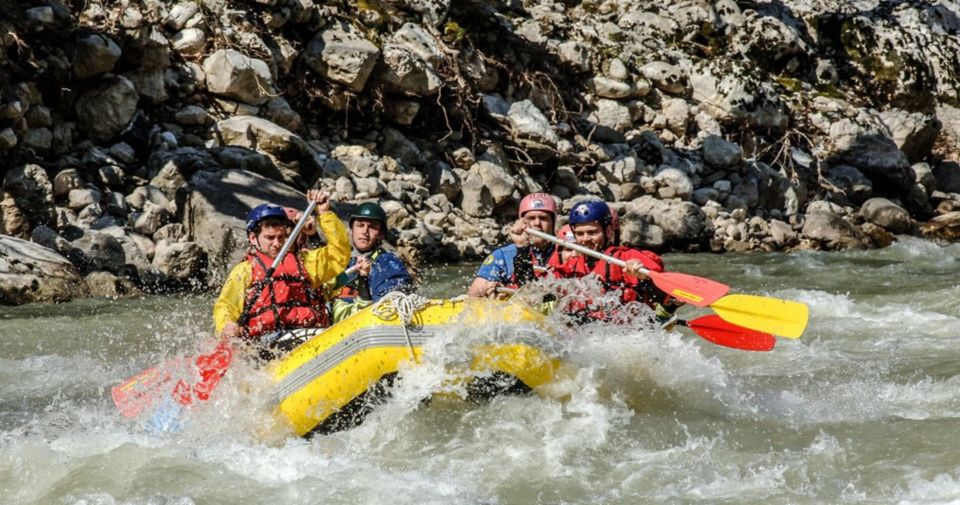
[327,201,415,322]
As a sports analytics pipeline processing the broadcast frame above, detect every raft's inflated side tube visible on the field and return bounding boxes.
[269,299,563,437]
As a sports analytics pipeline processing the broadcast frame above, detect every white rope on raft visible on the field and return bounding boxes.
[372,291,432,361]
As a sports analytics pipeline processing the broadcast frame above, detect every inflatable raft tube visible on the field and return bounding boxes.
[269,297,563,437]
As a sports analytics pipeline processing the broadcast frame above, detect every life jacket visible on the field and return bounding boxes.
[336,249,382,301]
[239,249,328,339]
[554,246,666,320]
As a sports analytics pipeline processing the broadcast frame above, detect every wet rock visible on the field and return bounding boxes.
[152,240,206,283]
[69,229,126,273]
[0,235,88,305]
[801,211,869,250]
[84,271,141,299]
[920,211,960,241]
[860,197,912,234]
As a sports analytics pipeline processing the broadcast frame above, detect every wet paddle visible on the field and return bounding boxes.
[495,287,772,351]
[111,200,319,419]
[525,228,730,307]
[709,294,808,338]
[670,315,776,352]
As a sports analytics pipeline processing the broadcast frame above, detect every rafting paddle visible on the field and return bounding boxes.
[111,200,320,419]
[709,294,808,338]
[671,315,776,351]
[525,228,730,306]
[495,287,772,351]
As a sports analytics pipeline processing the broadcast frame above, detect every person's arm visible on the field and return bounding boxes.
[467,249,507,297]
[302,211,351,287]
[212,262,252,337]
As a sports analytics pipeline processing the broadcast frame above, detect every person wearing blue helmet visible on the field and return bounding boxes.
[327,201,415,323]
[550,200,679,320]
[212,189,351,353]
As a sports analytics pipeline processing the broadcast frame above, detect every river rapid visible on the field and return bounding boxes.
[2,237,959,505]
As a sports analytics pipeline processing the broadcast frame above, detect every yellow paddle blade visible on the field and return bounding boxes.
[710,294,809,339]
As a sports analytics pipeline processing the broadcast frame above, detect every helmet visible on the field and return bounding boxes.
[519,193,557,219]
[246,203,291,233]
[568,200,612,227]
[557,224,574,242]
[607,204,620,232]
[350,201,388,227]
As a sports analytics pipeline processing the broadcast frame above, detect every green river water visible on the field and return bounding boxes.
[2,237,959,504]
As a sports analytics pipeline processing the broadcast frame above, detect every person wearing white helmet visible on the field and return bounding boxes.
[467,192,560,297]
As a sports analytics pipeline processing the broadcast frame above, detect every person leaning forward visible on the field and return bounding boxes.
[327,201,415,323]
[213,189,351,351]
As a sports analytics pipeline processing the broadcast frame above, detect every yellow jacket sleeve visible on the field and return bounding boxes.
[301,211,351,294]
[212,261,252,334]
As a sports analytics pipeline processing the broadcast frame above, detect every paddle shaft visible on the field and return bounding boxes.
[526,228,632,269]
[266,200,318,276]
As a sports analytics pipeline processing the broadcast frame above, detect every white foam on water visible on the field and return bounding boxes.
[898,471,960,505]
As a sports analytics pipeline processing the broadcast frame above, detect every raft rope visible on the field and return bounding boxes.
[372,291,432,362]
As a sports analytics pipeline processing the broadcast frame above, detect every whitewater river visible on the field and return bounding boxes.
[2,237,959,504]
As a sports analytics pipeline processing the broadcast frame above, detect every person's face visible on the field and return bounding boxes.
[250,224,290,258]
[352,219,383,252]
[560,249,577,263]
[522,210,554,247]
[572,222,608,251]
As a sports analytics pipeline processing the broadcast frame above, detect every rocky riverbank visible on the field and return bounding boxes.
[2,0,960,305]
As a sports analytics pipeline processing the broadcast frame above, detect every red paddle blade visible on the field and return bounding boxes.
[111,357,193,418]
[649,271,730,307]
[686,315,776,352]
[111,341,234,419]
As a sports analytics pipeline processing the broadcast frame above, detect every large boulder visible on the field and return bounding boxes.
[379,44,442,96]
[625,196,707,246]
[860,197,912,234]
[801,211,870,250]
[0,235,88,305]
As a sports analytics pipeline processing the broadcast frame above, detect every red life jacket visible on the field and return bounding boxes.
[554,246,666,311]
[239,250,329,339]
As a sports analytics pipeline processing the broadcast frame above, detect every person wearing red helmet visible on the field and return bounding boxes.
[556,224,578,264]
[212,190,351,352]
[550,200,680,320]
[467,192,560,297]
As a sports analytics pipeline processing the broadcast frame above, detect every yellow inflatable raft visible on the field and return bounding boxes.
[269,296,564,437]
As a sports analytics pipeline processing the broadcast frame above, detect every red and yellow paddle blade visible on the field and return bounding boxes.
[111,357,192,418]
[710,294,809,339]
[649,271,730,307]
[111,341,233,418]
[686,315,776,352]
